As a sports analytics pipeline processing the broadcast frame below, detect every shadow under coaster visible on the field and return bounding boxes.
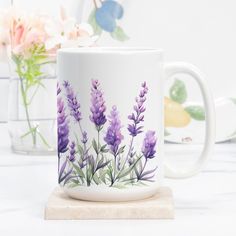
[45,187,174,220]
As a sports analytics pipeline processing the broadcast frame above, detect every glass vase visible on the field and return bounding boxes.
[0,76,9,122]
[8,54,57,155]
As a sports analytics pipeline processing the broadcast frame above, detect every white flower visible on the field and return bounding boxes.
[45,7,98,50]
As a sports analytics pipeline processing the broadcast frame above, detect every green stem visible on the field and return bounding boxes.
[137,158,148,182]
[117,137,134,177]
[96,129,100,163]
[89,129,100,185]
[111,154,118,185]
[78,122,89,186]
[37,60,56,66]
[26,82,40,105]
[58,153,61,175]
[19,76,36,147]
[110,155,143,187]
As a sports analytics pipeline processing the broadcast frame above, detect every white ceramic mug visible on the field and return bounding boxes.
[57,48,215,201]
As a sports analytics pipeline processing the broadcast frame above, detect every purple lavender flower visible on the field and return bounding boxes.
[57,97,69,154]
[63,81,82,122]
[68,141,76,162]
[128,82,148,137]
[142,131,157,159]
[90,79,106,130]
[81,131,88,144]
[104,106,123,156]
[128,147,136,166]
[117,156,122,171]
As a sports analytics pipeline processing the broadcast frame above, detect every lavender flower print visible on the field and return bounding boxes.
[136,131,157,182]
[104,106,124,186]
[68,141,76,162]
[57,79,158,187]
[90,79,107,130]
[142,131,157,159]
[63,81,82,122]
[122,82,149,171]
[63,80,90,179]
[104,106,124,156]
[57,97,69,154]
[81,131,88,144]
[128,82,148,137]
[57,91,70,184]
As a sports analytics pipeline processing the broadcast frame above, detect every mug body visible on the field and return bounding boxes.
[57,48,164,201]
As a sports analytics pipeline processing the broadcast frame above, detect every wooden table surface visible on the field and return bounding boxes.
[0,123,236,236]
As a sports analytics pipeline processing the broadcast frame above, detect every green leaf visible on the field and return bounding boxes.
[110,26,129,42]
[20,127,37,139]
[92,138,99,154]
[37,131,51,148]
[78,145,84,156]
[99,169,107,184]
[74,134,84,155]
[107,164,114,181]
[134,165,139,178]
[230,98,236,104]
[100,144,109,153]
[117,156,142,179]
[138,155,143,170]
[72,164,85,178]
[185,105,205,121]
[132,181,148,187]
[112,184,127,189]
[88,8,102,36]
[169,79,187,104]
[70,179,80,185]
[117,145,125,155]
[86,168,92,183]
[92,173,101,185]
[68,183,80,188]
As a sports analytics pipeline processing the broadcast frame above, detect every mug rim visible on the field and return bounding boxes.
[58,47,163,55]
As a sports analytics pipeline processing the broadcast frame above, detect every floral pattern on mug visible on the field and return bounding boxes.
[165,79,206,143]
[57,80,158,188]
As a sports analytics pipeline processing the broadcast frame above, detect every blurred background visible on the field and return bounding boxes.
[0,0,236,146]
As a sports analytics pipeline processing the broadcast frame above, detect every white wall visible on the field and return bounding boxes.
[0,0,236,121]
[7,0,236,99]
[96,0,236,99]
[0,0,10,121]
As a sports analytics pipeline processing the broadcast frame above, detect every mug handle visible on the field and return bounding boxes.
[164,62,215,178]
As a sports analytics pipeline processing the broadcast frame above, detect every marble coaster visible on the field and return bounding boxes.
[45,187,174,220]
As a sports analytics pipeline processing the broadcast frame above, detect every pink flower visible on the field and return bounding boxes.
[0,6,97,59]
[0,7,49,57]
[10,14,48,56]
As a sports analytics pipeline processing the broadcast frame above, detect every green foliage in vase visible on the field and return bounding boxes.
[12,45,51,147]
